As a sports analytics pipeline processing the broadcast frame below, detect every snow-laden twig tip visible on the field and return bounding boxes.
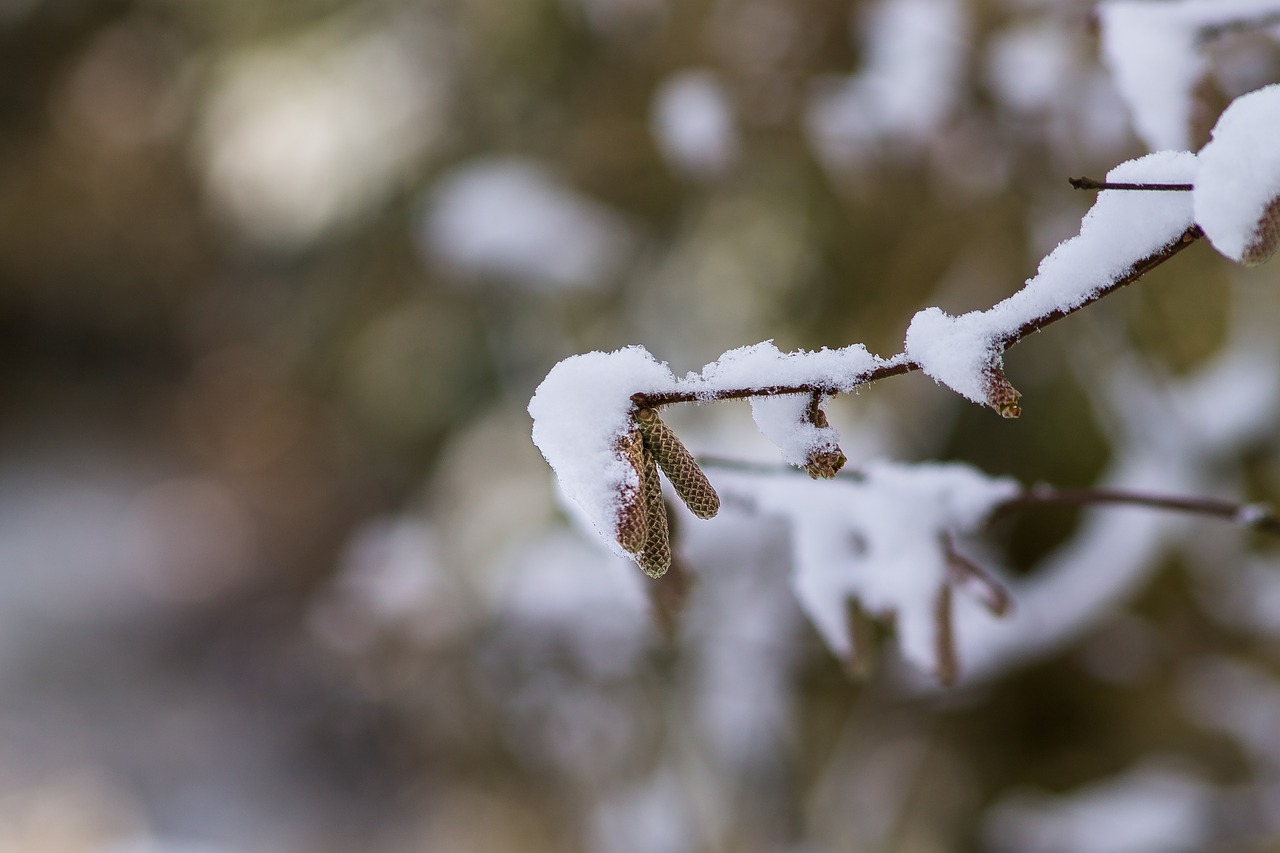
[1195,83,1280,266]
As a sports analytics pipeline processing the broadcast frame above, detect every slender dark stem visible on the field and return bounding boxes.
[1069,177,1194,192]
[633,227,1204,409]
[1003,483,1280,536]
[999,226,1202,343]
[701,457,1280,538]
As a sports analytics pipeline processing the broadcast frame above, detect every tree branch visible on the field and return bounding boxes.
[633,227,1204,409]
[1069,177,1194,192]
[697,456,1280,538]
[1003,483,1280,536]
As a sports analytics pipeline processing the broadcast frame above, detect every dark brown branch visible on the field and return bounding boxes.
[633,227,1204,409]
[999,226,1202,343]
[1069,177,1194,192]
[1002,483,1280,536]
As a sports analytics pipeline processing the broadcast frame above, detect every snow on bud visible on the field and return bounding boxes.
[527,346,679,561]
[803,404,847,480]
[1194,84,1280,267]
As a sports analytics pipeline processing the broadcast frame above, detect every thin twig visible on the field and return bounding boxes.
[1002,483,1280,536]
[1069,177,1194,192]
[633,227,1204,409]
[702,457,1280,538]
[943,533,1012,617]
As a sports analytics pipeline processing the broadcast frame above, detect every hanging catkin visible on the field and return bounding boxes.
[614,428,650,555]
[636,447,672,578]
[635,407,720,519]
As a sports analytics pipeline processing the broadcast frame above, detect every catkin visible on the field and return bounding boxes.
[636,451,672,578]
[635,407,720,519]
[614,428,650,555]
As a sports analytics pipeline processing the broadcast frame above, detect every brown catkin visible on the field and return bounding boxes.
[614,428,649,555]
[636,451,672,578]
[1242,195,1280,266]
[635,407,720,519]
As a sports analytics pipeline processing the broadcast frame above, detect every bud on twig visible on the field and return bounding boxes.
[1241,195,1280,266]
[803,401,847,480]
[635,407,721,519]
[982,367,1022,419]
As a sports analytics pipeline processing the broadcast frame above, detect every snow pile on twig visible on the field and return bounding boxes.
[529,348,678,556]
[1194,83,1280,265]
[529,342,885,552]
[904,151,1197,407]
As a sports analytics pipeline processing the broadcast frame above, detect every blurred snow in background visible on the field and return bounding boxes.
[2,0,1280,851]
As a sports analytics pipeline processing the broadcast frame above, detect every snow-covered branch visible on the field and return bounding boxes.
[528,83,1280,685]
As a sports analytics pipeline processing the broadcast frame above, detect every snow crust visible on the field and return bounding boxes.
[905,151,1197,405]
[1099,0,1280,152]
[719,461,1018,674]
[1194,83,1280,263]
[529,341,886,553]
[697,340,882,394]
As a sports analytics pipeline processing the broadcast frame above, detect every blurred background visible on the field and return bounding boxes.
[2,0,1280,850]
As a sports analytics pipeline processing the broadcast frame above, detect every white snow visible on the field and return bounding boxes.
[805,0,966,163]
[748,395,839,468]
[905,151,1197,406]
[1099,0,1280,151]
[530,341,889,557]
[529,348,678,556]
[1099,2,1204,152]
[421,159,634,290]
[1193,83,1280,264]
[983,761,1211,853]
[651,70,739,180]
[696,340,883,394]
[717,461,1018,676]
[947,296,1280,684]
[985,21,1078,115]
